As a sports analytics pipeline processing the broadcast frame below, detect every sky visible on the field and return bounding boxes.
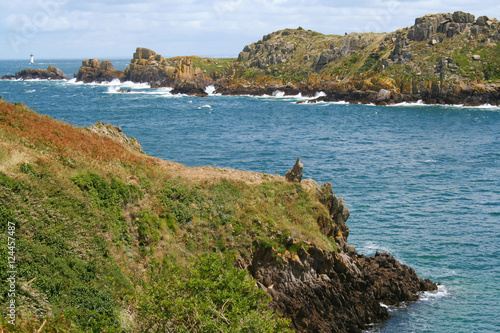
[1,0,499,60]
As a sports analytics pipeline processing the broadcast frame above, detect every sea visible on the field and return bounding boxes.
[0,59,499,333]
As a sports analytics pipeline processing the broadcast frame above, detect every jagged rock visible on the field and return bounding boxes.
[171,80,208,97]
[87,122,144,153]
[249,243,437,332]
[285,157,303,183]
[245,176,437,331]
[124,49,211,88]
[3,65,67,80]
[408,12,475,42]
[76,58,124,83]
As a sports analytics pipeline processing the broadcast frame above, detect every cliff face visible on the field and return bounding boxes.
[123,47,214,89]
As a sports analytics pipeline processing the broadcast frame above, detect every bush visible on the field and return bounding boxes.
[161,178,203,224]
[139,253,292,332]
[135,210,164,247]
[71,173,140,209]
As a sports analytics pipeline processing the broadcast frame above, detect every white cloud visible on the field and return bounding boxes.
[1,0,500,58]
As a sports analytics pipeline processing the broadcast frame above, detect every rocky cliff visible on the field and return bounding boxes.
[75,47,219,93]
[246,180,436,332]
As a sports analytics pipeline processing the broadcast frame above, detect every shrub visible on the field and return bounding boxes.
[138,253,292,332]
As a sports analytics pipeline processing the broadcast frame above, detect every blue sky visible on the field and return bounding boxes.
[1,0,499,60]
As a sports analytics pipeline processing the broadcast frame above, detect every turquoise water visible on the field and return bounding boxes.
[1,60,499,332]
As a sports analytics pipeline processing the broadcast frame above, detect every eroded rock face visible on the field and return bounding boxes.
[407,12,475,42]
[124,48,212,88]
[250,244,436,332]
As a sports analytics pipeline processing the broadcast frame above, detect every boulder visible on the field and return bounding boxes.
[376,88,391,102]
[476,16,489,26]
[452,11,475,24]
[47,65,66,79]
[171,80,208,97]
[285,157,303,183]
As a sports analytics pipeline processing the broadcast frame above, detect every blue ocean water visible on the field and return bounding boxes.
[1,60,499,332]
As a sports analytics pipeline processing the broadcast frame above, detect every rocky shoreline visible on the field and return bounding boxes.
[2,11,499,106]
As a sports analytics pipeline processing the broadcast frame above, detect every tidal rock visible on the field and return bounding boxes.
[171,80,208,97]
[285,157,303,183]
[249,242,437,332]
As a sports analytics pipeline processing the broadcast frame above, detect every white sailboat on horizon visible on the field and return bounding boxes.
[30,54,34,64]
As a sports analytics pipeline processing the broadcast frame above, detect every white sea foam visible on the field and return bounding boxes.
[391,100,427,107]
[205,85,220,95]
[419,284,449,302]
[314,91,327,98]
[273,90,286,97]
[198,104,212,109]
[391,100,499,109]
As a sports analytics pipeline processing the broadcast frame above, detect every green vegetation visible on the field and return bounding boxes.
[139,253,291,332]
[0,100,333,331]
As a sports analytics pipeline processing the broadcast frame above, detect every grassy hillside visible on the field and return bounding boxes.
[232,12,500,93]
[0,98,338,331]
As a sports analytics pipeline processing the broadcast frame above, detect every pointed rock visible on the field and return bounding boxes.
[285,157,303,183]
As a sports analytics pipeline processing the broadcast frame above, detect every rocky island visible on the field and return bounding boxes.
[70,11,500,105]
[1,65,66,80]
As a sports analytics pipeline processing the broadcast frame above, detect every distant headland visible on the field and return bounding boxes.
[3,11,499,105]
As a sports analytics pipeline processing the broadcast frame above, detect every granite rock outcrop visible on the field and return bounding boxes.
[1,65,66,80]
[123,48,212,89]
[76,59,124,83]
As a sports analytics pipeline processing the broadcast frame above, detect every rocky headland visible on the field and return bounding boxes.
[0,98,437,332]
[69,11,499,105]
